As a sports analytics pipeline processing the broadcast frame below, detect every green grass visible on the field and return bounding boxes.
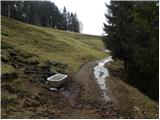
[1,17,107,118]
[1,16,107,72]
[1,63,16,75]
[1,92,17,106]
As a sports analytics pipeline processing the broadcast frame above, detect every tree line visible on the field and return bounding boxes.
[1,1,80,32]
[103,1,159,100]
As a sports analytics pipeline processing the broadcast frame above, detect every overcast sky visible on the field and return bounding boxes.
[51,0,110,35]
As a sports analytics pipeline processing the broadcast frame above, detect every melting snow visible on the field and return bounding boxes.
[94,56,113,101]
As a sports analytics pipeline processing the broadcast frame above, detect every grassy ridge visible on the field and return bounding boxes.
[1,16,107,73]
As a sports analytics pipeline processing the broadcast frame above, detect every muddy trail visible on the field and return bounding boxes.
[58,59,119,118]
[2,56,158,119]
[58,57,158,119]
[1,56,118,119]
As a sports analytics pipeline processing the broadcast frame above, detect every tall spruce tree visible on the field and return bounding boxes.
[103,1,159,100]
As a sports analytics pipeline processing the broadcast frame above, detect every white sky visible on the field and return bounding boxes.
[51,0,110,35]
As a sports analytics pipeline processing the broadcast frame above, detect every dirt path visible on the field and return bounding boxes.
[58,60,120,118]
[74,61,104,103]
[60,58,158,119]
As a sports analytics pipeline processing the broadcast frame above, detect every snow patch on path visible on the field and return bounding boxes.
[94,56,113,101]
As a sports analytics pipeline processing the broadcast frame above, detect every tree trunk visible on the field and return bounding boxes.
[8,5,10,18]
[34,15,37,25]
[123,57,129,77]
[51,21,52,28]
[26,6,29,23]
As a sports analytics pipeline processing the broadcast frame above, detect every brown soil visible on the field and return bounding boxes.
[1,60,159,118]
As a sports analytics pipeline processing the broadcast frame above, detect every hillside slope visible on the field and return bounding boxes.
[1,17,158,119]
[1,17,107,118]
[1,16,106,74]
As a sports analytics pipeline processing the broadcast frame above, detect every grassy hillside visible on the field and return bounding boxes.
[1,17,158,119]
[1,16,107,74]
[1,16,108,118]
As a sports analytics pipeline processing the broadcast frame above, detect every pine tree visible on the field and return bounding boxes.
[1,1,80,33]
[103,1,159,100]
